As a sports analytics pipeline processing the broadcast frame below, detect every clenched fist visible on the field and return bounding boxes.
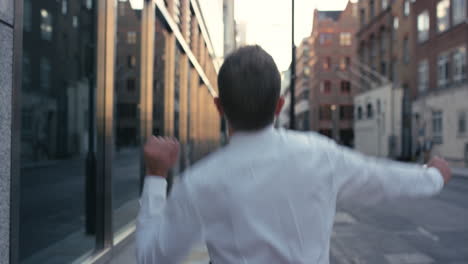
[427,156,452,184]
[144,136,180,177]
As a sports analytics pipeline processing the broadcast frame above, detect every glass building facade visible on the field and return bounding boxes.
[7,0,223,263]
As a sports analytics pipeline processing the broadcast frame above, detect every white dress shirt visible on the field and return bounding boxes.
[136,126,443,264]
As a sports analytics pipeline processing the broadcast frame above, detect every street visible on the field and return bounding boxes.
[331,176,468,264]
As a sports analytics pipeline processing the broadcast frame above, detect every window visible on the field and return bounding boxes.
[127,31,137,44]
[382,0,388,10]
[357,106,363,120]
[119,1,126,16]
[319,105,332,120]
[319,33,333,45]
[418,60,429,92]
[381,61,387,76]
[128,55,136,68]
[341,81,351,93]
[323,57,331,70]
[20,0,98,260]
[39,57,51,90]
[72,16,79,28]
[340,57,350,70]
[403,0,410,16]
[340,105,354,120]
[392,59,399,84]
[453,0,467,25]
[113,0,144,235]
[453,46,467,82]
[62,0,67,15]
[370,0,375,19]
[340,32,352,46]
[40,9,53,41]
[437,0,450,33]
[367,103,374,119]
[437,52,450,87]
[379,30,386,54]
[85,0,93,9]
[24,0,32,31]
[321,81,332,94]
[127,78,136,91]
[393,17,399,30]
[417,11,430,43]
[403,37,410,64]
[360,8,366,26]
[432,110,443,143]
[459,111,467,135]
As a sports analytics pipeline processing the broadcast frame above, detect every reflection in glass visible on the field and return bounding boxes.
[153,15,168,136]
[19,0,96,262]
[112,0,142,232]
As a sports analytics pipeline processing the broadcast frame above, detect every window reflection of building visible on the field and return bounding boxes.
[20,0,96,261]
[113,0,142,233]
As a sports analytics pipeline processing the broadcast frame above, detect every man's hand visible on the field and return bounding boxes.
[427,156,452,184]
[144,136,180,177]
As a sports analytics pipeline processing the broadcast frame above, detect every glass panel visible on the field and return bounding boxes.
[153,15,168,137]
[19,0,96,262]
[112,0,142,233]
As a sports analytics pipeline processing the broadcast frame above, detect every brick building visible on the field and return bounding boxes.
[411,0,467,167]
[354,0,415,158]
[295,1,358,146]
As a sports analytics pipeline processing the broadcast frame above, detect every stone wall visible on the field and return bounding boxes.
[0,0,14,262]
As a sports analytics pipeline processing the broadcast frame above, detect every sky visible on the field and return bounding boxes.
[234,0,351,71]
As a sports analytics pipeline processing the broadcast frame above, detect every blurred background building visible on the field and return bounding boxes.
[297,2,358,147]
[411,0,467,167]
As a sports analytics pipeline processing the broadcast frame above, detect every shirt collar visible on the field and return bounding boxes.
[228,125,276,146]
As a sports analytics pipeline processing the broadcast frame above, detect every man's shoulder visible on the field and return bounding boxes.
[181,146,229,185]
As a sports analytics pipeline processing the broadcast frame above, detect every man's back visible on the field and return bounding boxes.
[187,127,337,263]
[147,127,442,264]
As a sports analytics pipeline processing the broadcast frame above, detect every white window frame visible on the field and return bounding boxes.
[339,32,352,46]
[418,60,429,92]
[417,11,430,43]
[437,0,450,33]
[404,0,410,16]
[453,46,467,82]
[453,0,467,25]
[437,52,450,87]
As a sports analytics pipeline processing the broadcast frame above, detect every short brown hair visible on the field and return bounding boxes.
[217,45,281,131]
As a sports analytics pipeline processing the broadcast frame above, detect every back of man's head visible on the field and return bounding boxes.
[218,45,281,131]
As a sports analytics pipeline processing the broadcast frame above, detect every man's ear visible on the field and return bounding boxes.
[214,97,224,116]
[275,96,285,116]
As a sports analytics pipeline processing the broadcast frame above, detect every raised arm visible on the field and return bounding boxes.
[324,140,451,206]
[136,137,203,264]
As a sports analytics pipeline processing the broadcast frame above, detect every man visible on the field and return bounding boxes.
[137,45,451,264]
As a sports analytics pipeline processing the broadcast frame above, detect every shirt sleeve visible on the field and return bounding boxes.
[136,176,204,264]
[324,141,444,206]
